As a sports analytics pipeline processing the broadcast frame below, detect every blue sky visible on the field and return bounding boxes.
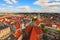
[0,0,40,9]
[0,0,60,13]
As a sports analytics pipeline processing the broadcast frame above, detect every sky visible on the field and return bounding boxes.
[0,0,60,13]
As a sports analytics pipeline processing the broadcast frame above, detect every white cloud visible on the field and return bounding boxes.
[4,0,17,4]
[16,6,31,12]
[4,0,13,4]
[48,2,60,7]
[34,0,60,7]
[40,6,60,13]
[15,6,40,12]
[11,0,17,4]
[30,8,40,12]
[34,0,49,6]
[34,0,60,13]
[0,6,40,13]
